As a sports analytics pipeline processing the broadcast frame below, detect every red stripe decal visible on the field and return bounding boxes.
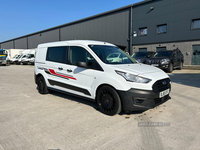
[49,69,77,80]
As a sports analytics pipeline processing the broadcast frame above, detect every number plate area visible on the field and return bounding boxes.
[159,89,169,98]
[151,64,159,66]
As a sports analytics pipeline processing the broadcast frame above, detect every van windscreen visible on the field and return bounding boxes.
[88,45,137,64]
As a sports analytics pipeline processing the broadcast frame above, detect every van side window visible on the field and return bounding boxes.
[69,46,103,71]
[69,46,86,65]
[46,46,68,63]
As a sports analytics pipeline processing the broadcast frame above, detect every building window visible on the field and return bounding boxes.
[157,24,167,34]
[156,47,166,52]
[139,27,147,36]
[139,48,147,52]
[192,19,200,30]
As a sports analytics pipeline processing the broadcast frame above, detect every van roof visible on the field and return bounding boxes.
[38,40,115,48]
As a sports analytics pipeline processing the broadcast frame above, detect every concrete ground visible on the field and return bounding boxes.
[0,65,200,150]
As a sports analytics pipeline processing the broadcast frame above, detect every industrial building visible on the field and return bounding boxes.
[0,0,200,65]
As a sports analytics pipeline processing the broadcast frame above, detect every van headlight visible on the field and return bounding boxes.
[115,71,151,83]
[161,59,170,64]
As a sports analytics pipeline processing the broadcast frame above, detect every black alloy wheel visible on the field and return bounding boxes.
[97,86,121,116]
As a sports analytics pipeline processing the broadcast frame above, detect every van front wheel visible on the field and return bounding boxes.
[97,86,121,116]
[37,76,49,94]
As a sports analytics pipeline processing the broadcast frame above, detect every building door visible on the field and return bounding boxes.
[192,45,200,65]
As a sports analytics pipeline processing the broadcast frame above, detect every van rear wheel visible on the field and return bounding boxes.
[37,76,49,94]
[97,86,121,116]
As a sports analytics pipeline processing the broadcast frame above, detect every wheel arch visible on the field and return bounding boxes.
[35,73,43,84]
[95,83,124,110]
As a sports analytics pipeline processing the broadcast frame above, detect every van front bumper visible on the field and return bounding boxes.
[118,87,171,112]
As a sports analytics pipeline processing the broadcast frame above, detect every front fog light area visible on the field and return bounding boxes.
[116,71,151,83]
[161,59,170,64]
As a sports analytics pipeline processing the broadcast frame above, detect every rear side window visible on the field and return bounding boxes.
[46,46,68,63]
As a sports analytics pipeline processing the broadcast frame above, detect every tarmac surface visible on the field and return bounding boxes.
[0,65,200,150]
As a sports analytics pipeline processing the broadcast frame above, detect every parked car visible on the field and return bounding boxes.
[146,48,184,73]
[35,40,171,116]
[9,54,21,64]
[106,53,122,63]
[131,51,155,63]
[21,54,35,65]
[29,57,35,65]
[16,54,28,64]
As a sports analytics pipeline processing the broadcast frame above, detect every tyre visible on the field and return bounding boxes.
[167,63,173,73]
[97,86,121,116]
[178,61,183,70]
[37,76,49,94]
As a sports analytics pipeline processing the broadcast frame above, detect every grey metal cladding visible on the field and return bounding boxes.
[15,37,27,49]
[132,0,200,45]
[60,9,130,47]
[1,41,14,49]
[28,29,59,48]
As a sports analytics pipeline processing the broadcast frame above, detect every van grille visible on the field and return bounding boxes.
[152,78,170,92]
[149,59,160,64]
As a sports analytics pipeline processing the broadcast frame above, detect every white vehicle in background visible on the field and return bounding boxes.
[29,57,35,65]
[35,40,171,116]
[21,49,36,65]
[16,54,28,65]
[5,49,22,59]
[16,49,35,65]
[5,49,23,63]
[9,54,21,64]
[106,53,122,63]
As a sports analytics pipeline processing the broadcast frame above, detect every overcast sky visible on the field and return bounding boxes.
[0,0,143,42]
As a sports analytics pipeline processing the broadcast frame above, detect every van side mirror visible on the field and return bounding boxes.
[76,61,87,68]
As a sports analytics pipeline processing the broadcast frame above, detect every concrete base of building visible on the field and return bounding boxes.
[183,65,200,70]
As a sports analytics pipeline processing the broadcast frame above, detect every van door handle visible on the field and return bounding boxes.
[67,69,72,72]
[58,67,63,70]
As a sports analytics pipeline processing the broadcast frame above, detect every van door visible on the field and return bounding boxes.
[45,46,95,98]
[62,46,95,98]
[45,46,70,91]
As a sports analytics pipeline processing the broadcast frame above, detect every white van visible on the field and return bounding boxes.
[34,40,171,115]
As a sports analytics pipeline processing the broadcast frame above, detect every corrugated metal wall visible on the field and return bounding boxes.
[0,9,130,49]
[27,29,59,48]
[60,9,130,47]
[15,37,27,49]
[1,41,14,49]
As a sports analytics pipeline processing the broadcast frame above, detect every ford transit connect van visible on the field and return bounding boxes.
[35,40,171,116]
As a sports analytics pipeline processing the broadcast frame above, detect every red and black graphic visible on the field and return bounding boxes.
[44,68,77,80]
